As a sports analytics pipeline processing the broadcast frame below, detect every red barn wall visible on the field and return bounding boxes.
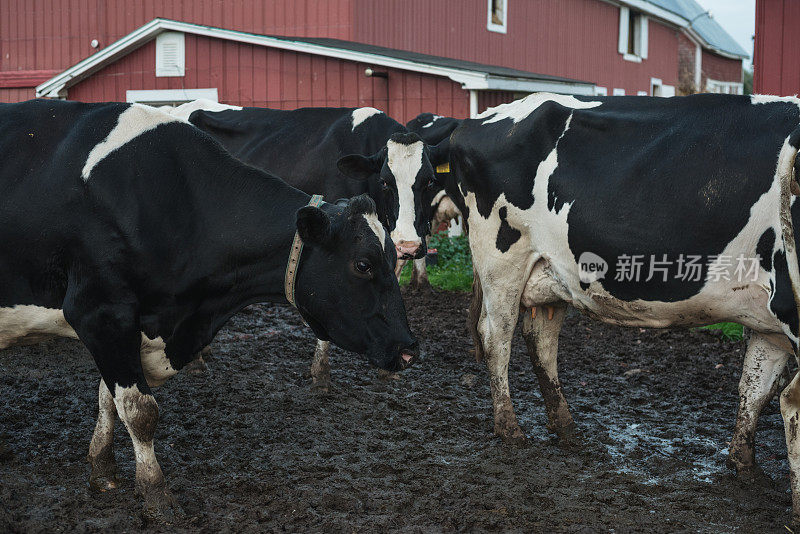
[0,0,354,73]
[701,50,742,86]
[754,0,800,95]
[354,0,680,95]
[66,35,469,124]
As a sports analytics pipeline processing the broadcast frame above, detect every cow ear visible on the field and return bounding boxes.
[296,206,331,244]
[428,138,450,167]
[337,153,382,181]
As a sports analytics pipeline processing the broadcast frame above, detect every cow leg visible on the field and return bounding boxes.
[64,296,181,523]
[87,378,119,491]
[310,340,331,391]
[474,273,526,445]
[781,367,800,525]
[409,258,432,291]
[521,304,577,442]
[727,331,790,480]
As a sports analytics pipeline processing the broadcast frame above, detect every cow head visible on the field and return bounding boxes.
[293,194,417,372]
[337,133,449,261]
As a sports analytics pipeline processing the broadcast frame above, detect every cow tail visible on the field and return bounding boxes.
[469,266,485,362]
[778,127,800,356]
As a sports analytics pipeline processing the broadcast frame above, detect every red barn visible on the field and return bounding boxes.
[1,1,747,120]
[754,0,800,95]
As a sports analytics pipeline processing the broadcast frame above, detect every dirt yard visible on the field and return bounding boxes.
[0,288,793,532]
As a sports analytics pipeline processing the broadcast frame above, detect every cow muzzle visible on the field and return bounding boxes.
[395,240,423,260]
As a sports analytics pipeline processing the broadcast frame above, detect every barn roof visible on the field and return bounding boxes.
[624,0,749,59]
[36,18,596,99]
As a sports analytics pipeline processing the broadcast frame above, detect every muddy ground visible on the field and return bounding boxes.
[0,288,794,532]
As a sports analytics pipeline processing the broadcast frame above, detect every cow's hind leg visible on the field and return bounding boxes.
[728,331,790,481]
[781,366,800,524]
[311,340,331,391]
[88,378,119,491]
[521,303,577,442]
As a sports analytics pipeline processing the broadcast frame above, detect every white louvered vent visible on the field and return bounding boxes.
[156,32,185,77]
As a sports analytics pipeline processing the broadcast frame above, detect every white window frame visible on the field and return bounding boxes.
[705,79,744,95]
[487,0,508,34]
[618,7,648,62]
[613,88,626,96]
[650,77,662,96]
[595,86,608,96]
[126,88,219,106]
[155,31,186,77]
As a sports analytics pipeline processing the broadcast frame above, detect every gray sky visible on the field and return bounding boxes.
[697,0,755,68]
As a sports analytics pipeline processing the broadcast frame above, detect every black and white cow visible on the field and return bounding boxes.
[0,99,416,521]
[445,92,800,522]
[405,113,463,289]
[170,100,446,387]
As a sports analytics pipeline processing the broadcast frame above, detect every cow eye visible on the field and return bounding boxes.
[355,260,372,273]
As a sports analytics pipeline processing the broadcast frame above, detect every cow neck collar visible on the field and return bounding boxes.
[285,194,325,308]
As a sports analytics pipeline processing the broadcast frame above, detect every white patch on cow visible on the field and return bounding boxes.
[139,335,176,387]
[478,92,602,125]
[169,98,243,121]
[363,212,386,251]
[81,104,181,181]
[430,189,448,207]
[387,139,424,246]
[0,305,78,349]
[751,94,800,107]
[422,115,443,128]
[351,107,383,131]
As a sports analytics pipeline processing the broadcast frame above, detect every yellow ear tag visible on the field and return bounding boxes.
[435,163,450,173]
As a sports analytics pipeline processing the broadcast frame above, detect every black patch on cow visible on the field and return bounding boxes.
[757,228,775,273]
[771,249,799,338]
[495,206,521,253]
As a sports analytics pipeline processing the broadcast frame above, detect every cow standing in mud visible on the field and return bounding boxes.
[171,100,447,388]
[0,100,416,522]
[445,92,800,522]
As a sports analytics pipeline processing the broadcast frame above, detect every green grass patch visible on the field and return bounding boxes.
[698,322,744,341]
[399,233,473,292]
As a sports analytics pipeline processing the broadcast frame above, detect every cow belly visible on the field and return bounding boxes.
[522,260,782,332]
[0,305,78,349]
[0,304,176,385]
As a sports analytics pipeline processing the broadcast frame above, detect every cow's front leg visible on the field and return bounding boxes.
[473,271,526,445]
[66,295,181,524]
[88,379,119,491]
[409,257,432,291]
[781,366,800,525]
[728,331,790,480]
[310,340,331,391]
[521,303,577,442]
[113,382,179,523]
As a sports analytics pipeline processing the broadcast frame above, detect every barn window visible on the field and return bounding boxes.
[126,88,219,107]
[618,7,648,62]
[156,32,185,77]
[487,0,507,34]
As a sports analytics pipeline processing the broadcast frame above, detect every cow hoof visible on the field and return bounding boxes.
[141,488,184,526]
[496,426,527,446]
[89,474,120,492]
[377,369,400,381]
[184,355,207,374]
[555,423,582,448]
[311,378,331,393]
[734,465,773,487]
